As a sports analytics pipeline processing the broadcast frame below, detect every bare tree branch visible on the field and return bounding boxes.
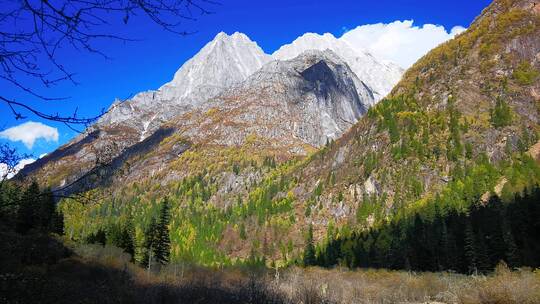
[0,143,31,187]
[0,0,218,127]
[0,0,218,205]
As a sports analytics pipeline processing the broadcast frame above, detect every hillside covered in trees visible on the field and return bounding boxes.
[6,0,537,270]
[311,186,540,273]
[2,0,540,303]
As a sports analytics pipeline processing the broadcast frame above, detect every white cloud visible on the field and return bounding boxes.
[340,20,466,69]
[0,158,35,180]
[0,121,59,149]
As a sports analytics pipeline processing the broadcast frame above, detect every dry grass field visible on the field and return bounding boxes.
[70,244,540,304]
[2,233,539,304]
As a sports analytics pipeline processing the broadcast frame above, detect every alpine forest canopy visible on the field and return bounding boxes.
[311,185,540,274]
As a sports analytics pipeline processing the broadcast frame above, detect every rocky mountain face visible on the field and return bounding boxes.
[97,32,272,141]
[18,33,378,194]
[282,0,540,238]
[175,50,372,149]
[273,32,403,102]
[26,1,538,265]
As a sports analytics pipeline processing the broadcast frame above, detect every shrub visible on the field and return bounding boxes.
[513,61,539,85]
[490,97,512,128]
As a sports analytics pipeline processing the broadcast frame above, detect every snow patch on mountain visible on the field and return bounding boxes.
[159,31,271,102]
[98,32,271,140]
[272,32,403,102]
[95,31,402,144]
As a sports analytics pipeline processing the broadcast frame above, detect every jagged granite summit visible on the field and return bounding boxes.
[273,32,403,102]
[173,49,373,148]
[97,32,272,141]
[18,31,399,194]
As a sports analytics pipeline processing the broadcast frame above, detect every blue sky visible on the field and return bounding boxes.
[0,0,492,159]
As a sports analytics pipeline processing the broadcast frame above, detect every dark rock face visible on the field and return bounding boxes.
[54,127,187,197]
[301,60,339,98]
[283,0,540,232]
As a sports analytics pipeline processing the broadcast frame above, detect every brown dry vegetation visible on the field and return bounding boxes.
[3,232,538,304]
[70,243,540,304]
[60,246,540,304]
[276,266,540,304]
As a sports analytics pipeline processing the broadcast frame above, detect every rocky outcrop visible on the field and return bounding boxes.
[17,30,395,198]
[97,32,272,141]
[273,32,403,102]
[173,50,373,148]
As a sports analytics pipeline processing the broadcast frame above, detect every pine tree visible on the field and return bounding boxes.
[303,224,316,266]
[142,217,158,268]
[502,217,519,268]
[484,196,507,266]
[51,210,64,235]
[154,199,171,265]
[119,220,135,261]
[435,213,448,271]
[490,97,512,128]
[444,210,460,271]
[39,188,56,230]
[475,231,491,273]
[410,214,430,270]
[464,218,478,274]
[16,181,40,234]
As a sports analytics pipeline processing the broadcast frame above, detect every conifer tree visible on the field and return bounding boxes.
[444,210,460,271]
[154,199,171,265]
[142,217,158,269]
[303,224,316,266]
[502,217,519,268]
[119,220,135,261]
[142,200,172,268]
[52,210,64,235]
[475,232,491,273]
[39,188,55,230]
[463,218,479,274]
[16,181,40,234]
[490,97,512,128]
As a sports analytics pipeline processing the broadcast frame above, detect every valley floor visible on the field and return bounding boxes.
[2,231,539,304]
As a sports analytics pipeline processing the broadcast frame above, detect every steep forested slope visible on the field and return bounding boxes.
[290,0,540,231]
[50,0,540,267]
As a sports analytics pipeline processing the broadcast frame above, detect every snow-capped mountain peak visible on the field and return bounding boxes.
[161,31,271,101]
[96,30,402,144]
[98,32,271,133]
[22,31,404,197]
[272,32,403,102]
